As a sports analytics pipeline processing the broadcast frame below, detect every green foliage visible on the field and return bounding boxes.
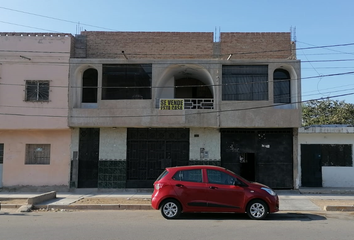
[302,98,354,127]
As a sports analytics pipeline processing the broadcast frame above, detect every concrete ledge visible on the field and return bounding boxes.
[33,204,153,211]
[28,191,56,205]
[325,206,354,211]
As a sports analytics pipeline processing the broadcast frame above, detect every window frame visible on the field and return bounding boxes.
[25,144,51,165]
[25,80,50,102]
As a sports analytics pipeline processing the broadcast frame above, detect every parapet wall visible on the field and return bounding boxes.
[77,31,294,60]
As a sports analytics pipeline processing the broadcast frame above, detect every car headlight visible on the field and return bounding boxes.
[261,187,276,196]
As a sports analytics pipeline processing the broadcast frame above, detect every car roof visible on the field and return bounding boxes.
[166,165,226,171]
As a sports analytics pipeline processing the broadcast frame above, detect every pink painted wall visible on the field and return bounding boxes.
[0,34,72,129]
[0,130,71,187]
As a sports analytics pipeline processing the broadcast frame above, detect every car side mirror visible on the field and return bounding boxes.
[234,179,246,187]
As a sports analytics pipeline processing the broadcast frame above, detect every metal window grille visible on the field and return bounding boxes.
[25,144,51,164]
[0,144,4,164]
[222,65,268,101]
[25,80,50,101]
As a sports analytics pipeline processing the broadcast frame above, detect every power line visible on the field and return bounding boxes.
[0,20,60,33]
[1,91,354,119]
[0,6,117,31]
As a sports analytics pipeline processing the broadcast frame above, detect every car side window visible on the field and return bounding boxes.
[172,169,203,183]
[207,169,236,185]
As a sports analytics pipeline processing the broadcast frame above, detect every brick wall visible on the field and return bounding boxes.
[79,31,294,60]
[220,32,293,59]
[81,31,214,59]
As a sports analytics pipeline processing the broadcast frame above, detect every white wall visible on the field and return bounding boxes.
[299,127,354,188]
[190,128,220,161]
[99,128,127,160]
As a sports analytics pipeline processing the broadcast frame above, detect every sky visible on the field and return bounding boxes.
[1,0,354,103]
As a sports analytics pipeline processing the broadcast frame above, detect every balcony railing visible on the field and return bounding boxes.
[156,98,214,110]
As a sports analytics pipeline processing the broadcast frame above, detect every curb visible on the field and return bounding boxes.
[325,206,354,211]
[0,204,24,209]
[32,204,154,211]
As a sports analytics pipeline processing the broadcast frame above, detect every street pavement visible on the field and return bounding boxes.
[1,187,354,212]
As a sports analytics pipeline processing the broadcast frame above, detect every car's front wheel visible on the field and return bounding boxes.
[247,200,268,220]
[160,199,181,219]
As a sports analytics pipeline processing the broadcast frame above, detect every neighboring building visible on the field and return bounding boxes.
[69,31,301,189]
[299,126,354,188]
[0,33,73,190]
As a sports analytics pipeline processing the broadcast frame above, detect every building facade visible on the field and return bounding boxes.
[69,31,301,189]
[0,33,73,190]
[299,126,354,188]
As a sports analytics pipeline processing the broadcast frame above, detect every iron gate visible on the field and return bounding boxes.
[221,129,293,189]
[78,128,100,188]
[126,128,189,188]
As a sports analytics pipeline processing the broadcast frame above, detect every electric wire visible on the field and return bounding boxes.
[1,91,354,119]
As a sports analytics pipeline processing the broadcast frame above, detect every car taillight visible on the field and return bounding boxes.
[155,183,164,190]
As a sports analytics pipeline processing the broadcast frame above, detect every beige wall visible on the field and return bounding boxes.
[0,34,72,129]
[0,130,71,187]
[69,59,301,128]
[0,33,72,189]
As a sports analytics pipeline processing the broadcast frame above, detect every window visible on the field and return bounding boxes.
[0,144,4,164]
[82,68,98,103]
[25,80,50,101]
[102,64,152,100]
[207,169,236,185]
[25,144,51,165]
[172,169,202,182]
[274,69,290,103]
[222,65,268,101]
[321,144,352,166]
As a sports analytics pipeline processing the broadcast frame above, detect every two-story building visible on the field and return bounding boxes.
[0,33,73,190]
[69,31,301,189]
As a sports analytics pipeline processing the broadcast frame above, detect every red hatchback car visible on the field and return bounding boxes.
[151,165,279,220]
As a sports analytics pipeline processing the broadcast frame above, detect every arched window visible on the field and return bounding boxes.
[273,69,290,103]
[82,68,98,103]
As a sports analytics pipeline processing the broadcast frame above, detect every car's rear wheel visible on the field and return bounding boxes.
[160,199,181,219]
[247,200,268,220]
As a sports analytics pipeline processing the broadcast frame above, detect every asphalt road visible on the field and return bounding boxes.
[1,210,354,240]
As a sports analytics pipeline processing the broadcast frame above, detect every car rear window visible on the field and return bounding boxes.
[156,170,169,181]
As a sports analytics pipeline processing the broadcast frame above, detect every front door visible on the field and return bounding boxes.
[240,153,255,181]
[78,128,100,188]
[301,144,322,187]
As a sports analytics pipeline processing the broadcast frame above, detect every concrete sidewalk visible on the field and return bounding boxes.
[1,188,354,212]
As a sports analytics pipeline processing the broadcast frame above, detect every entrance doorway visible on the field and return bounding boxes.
[78,128,100,188]
[239,153,255,181]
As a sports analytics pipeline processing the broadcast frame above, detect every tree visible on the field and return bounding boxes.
[302,98,354,126]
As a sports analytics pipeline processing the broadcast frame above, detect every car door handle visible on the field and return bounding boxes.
[209,186,218,189]
[176,184,184,188]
